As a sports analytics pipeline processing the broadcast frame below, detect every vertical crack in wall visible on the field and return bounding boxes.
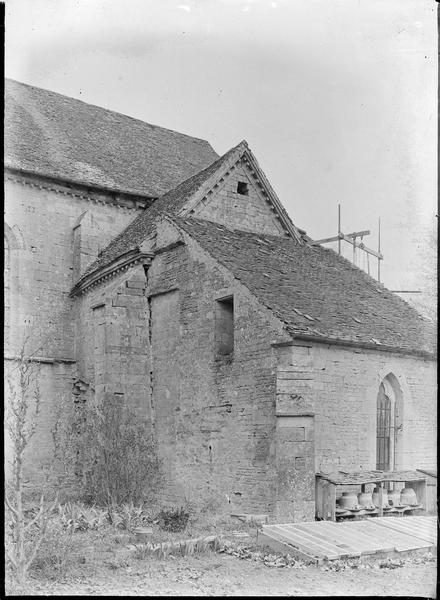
[145,265,156,439]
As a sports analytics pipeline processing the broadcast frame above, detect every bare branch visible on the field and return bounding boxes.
[5,496,18,518]
[49,493,59,514]
[24,504,44,532]
[5,334,58,583]
[6,550,18,569]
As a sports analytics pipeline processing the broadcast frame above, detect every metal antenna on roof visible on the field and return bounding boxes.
[378,217,381,282]
[310,205,384,281]
[338,204,341,254]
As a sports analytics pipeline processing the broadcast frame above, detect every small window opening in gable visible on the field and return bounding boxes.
[215,296,234,355]
[236,181,249,196]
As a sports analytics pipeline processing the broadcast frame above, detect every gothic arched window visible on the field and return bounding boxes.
[376,373,404,472]
[376,382,392,471]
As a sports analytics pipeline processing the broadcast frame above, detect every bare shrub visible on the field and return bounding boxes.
[53,395,163,506]
[5,344,58,583]
[51,392,82,498]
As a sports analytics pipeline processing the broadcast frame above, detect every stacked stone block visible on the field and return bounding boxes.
[196,160,286,236]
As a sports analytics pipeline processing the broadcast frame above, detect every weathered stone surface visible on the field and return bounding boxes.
[195,160,285,236]
[4,131,436,521]
[4,176,140,487]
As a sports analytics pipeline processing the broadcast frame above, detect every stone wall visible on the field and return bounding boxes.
[4,173,144,492]
[145,222,291,513]
[276,341,437,475]
[273,352,316,522]
[6,171,436,517]
[71,222,289,513]
[4,358,75,495]
[150,289,181,494]
[74,265,151,420]
[194,159,287,236]
[72,219,436,518]
[4,174,142,358]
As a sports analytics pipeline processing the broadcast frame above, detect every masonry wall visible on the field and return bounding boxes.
[146,226,290,514]
[194,159,287,236]
[273,352,316,522]
[80,223,436,518]
[70,227,290,513]
[4,174,142,358]
[4,359,75,496]
[4,173,143,490]
[278,342,437,474]
[10,164,435,517]
[74,264,151,421]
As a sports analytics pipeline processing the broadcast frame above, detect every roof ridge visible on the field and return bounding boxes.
[5,77,216,145]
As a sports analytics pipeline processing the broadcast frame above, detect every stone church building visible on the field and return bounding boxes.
[4,79,436,521]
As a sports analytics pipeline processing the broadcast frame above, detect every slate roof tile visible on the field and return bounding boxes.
[172,217,435,354]
[5,79,218,198]
[81,142,246,276]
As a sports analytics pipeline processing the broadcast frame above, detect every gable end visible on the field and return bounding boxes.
[188,158,288,236]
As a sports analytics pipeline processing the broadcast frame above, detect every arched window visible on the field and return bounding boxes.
[376,382,392,470]
[376,374,403,472]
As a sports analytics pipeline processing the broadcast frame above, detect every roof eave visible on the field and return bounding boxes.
[70,249,154,297]
[272,333,436,360]
[5,165,157,203]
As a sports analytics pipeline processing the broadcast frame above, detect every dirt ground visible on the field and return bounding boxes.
[6,537,437,597]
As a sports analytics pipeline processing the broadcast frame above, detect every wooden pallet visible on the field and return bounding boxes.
[258,516,437,562]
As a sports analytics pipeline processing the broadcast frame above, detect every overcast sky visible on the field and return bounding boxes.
[5,0,437,296]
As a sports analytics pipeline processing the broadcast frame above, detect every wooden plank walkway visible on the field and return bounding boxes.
[374,515,437,545]
[258,516,437,563]
[304,521,394,555]
[337,519,432,553]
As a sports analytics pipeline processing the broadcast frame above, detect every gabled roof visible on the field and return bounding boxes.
[5,78,218,197]
[172,217,436,356]
[80,141,303,279]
